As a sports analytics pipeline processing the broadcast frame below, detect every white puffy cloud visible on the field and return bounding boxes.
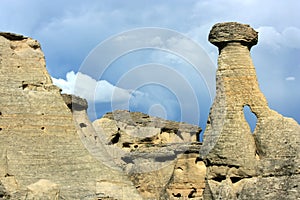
[52,71,133,103]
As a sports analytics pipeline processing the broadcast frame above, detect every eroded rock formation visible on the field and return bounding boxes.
[201,22,300,199]
[0,32,142,200]
[0,22,299,200]
[92,110,205,199]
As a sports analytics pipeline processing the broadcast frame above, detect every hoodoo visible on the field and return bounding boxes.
[201,22,300,200]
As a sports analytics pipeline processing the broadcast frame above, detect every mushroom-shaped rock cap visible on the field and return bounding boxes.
[209,22,258,48]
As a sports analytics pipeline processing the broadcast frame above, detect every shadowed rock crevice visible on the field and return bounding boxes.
[0,32,28,41]
[0,180,10,199]
[62,94,88,111]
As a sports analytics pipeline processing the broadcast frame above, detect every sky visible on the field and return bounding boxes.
[1,0,299,133]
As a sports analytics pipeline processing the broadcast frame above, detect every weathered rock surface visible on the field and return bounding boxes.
[94,110,200,151]
[161,153,206,199]
[0,32,142,199]
[208,22,258,49]
[26,179,60,200]
[201,22,300,200]
[0,180,10,199]
[92,110,205,199]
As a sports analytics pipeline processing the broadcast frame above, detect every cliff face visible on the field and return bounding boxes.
[201,22,300,200]
[0,32,142,200]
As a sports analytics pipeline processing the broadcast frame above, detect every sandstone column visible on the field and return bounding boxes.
[201,22,262,170]
[201,22,300,200]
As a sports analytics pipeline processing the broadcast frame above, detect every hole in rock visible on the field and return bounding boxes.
[41,127,45,130]
[243,105,257,133]
[110,133,120,144]
[176,167,184,172]
[140,137,153,142]
[122,142,131,148]
[79,123,87,128]
[195,157,203,164]
[0,128,2,131]
[161,127,177,133]
[212,175,226,182]
[0,112,2,116]
[230,176,243,183]
[22,83,28,90]
[172,193,182,197]
[20,81,28,90]
[134,144,138,148]
[188,188,197,198]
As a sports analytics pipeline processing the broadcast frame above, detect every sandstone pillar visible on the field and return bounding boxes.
[201,22,300,200]
[201,22,261,171]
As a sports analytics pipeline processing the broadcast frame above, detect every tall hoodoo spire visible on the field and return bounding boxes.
[201,22,300,200]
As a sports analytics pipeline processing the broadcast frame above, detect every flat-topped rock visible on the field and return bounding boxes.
[102,110,201,134]
[209,22,258,48]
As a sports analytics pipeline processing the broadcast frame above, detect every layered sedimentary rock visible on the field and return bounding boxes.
[1,21,299,199]
[92,110,205,199]
[0,32,142,199]
[201,22,300,199]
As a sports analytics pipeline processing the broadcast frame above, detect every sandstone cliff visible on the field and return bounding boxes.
[0,32,142,200]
